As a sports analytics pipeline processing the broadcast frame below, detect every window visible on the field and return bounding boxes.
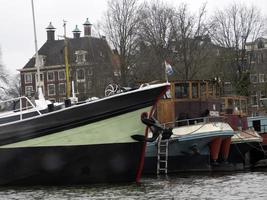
[258,40,264,49]
[88,67,93,76]
[47,72,54,81]
[24,73,32,84]
[250,74,258,83]
[259,74,265,83]
[48,84,55,96]
[75,50,87,63]
[192,83,199,98]
[87,80,93,90]
[35,73,44,82]
[58,83,66,95]
[175,83,189,99]
[39,55,46,66]
[251,91,258,107]
[25,86,33,96]
[77,69,85,80]
[58,70,66,80]
[77,82,85,94]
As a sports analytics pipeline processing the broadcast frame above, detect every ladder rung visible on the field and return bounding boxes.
[159,160,167,163]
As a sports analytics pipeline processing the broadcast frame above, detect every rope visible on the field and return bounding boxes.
[233,131,266,154]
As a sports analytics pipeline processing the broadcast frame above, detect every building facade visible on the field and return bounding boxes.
[245,37,267,116]
[19,19,115,102]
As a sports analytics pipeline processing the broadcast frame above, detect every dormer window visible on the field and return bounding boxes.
[36,55,46,66]
[75,50,87,63]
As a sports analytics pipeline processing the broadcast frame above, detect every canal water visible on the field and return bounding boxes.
[0,171,267,199]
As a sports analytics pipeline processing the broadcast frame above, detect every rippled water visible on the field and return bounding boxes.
[0,171,267,199]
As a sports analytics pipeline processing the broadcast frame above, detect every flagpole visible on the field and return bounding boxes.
[164,61,169,83]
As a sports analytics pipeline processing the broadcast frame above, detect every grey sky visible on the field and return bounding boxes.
[0,0,266,74]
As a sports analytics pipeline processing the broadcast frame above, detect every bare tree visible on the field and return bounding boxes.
[0,47,9,99]
[135,0,173,82]
[102,0,140,86]
[170,3,212,80]
[210,3,265,95]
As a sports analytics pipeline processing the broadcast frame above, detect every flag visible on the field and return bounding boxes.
[165,61,173,76]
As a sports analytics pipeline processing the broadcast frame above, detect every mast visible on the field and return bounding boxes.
[63,20,71,99]
[30,0,41,90]
[30,0,46,101]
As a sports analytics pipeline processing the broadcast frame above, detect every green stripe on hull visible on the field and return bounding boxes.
[1,107,151,148]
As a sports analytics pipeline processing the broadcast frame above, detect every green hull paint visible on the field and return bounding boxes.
[1,107,151,148]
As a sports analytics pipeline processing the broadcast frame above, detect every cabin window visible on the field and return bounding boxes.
[25,86,33,96]
[192,83,199,98]
[48,84,55,96]
[252,120,261,132]
[24,73,32,84]
[58,83,66,95]
[58,70,66,80]
[200,82,207,97]
[77,69,85,80]
[175,83,189,99]
[47,71,55,81]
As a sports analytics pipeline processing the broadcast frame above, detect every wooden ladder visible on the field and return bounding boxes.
[157,135,169,174]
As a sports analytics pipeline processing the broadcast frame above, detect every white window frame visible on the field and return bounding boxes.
[58,70,66,80]
[75,50,87,63]
[25,86,33,96]
[259,74,265,83]
[35,72,44,82]
[58,83,66,95]
[48,84,55,96]
[77,69,85,81]
[24,73,32,84]
[47,71,55,82]
[251,91,258,107]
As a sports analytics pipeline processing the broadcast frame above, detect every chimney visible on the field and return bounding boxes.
[83,18,92,37]
[72,25,81,39]
[46,22,56,41]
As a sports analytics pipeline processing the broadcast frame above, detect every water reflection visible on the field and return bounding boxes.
[0,171,267,199]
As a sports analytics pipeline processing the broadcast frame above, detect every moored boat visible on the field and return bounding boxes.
[220,96,264,169]
[143,117,234,174]
[0,83,169,185]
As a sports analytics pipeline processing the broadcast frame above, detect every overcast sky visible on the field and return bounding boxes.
[0,0,266,75]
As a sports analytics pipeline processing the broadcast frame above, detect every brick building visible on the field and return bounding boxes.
[245,37,267,115]
[19,19,115,102]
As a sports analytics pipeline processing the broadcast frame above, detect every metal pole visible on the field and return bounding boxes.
[30,0,41,88]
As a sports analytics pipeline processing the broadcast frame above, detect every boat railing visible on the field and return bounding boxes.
[0,96,42,120]
[162,116,224,128]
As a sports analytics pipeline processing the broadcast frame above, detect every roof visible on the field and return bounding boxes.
[46,22,55,30]
[83,18,92,26]
[72,25,81,33]
[23,37,113,69]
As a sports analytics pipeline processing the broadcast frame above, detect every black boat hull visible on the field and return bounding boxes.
[0,142,143,185]
[0,83,169,185]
